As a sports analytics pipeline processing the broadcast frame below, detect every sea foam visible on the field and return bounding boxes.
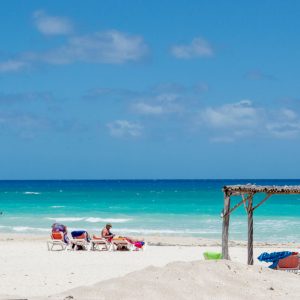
[85,217,131,223]
[46,217,131,223]
[23,192,40,195]
[47,217,84,222]
[12,226,48,232]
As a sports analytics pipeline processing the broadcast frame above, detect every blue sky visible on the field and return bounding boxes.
[1,0,300,179]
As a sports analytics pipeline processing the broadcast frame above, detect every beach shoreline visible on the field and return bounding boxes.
[1,232,300,248]
[1,233,300,299]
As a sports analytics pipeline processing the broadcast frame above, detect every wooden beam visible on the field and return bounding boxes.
[252,193,272,211]
[222,193,231,260]
[222,194,252,218]
[247,196,254,265]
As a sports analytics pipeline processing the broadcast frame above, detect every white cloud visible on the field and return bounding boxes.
[0,30,149,70]
[43,30,148,64]
[266,108,300,139]
[0,30,148,71]
[33,10,73,35]
[201,100,259,128]
[199,100,300,141]
[171,37,213,59]
[132,93,184,116]
[106,120,143,137]
[0,60,28,73]
[133,103,164,115]
[280,108,297,120]
[266,122,300,138]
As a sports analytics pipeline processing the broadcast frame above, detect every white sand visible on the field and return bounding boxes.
[0,234,300,299]
[46,260,300,300]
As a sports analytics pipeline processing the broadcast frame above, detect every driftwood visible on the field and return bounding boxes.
[221,184,300,265]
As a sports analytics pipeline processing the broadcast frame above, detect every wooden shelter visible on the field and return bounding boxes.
[221,184,300,265]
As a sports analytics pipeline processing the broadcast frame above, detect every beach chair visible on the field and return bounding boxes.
[111,237,131,251]
[47,232,67,251]
[277,254,300,273]
[70,232,89,250]
[126,239,146,251]
[90,235,111,251]
[111,237,146,251]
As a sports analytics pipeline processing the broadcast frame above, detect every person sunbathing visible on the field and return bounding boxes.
[101,223,115,239]
[51,223,69,244]
[71,230,90,241]
[101,223,144,250]
[70,230,90,250]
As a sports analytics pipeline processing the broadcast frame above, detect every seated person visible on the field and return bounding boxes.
[101,223,144,250]
[51,223,69,244]
[101,223,115,239]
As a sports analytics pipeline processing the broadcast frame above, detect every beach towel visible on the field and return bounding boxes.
[257,251,294,269]
[71,230,90,242]
[125,238,145,249]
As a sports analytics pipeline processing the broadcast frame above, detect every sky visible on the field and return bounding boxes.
[1,0,300,179]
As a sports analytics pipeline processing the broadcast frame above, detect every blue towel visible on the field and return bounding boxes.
[257,251,293,269]
[71,230,90,242]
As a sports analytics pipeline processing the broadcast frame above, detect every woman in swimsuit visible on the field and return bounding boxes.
[101,223,115,239]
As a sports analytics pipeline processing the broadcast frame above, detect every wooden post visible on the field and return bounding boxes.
[222,193,231,260]
[247,195,254,265]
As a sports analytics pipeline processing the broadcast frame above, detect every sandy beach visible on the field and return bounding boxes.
[1,234,300,299]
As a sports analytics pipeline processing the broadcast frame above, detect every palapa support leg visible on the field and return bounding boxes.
[247,196,254,265]
[222,193,231,260]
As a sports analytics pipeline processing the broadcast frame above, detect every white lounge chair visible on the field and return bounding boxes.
[47,232,68,251]
[70,232,90,250]
[90,236,111,251]
[110,238,145,251]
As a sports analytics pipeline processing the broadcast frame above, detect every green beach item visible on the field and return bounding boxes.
[203,251,222,260]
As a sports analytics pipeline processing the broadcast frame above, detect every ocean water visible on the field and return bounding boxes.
[1,180,300,242]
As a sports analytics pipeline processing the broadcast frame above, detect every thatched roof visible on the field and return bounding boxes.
[223,184,300,195]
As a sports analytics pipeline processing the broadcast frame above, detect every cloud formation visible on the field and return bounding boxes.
[201,100,259,128]
[106,120,143,138]
[0,60,28,73]
[133,102,164,115]
[171,37,214,59]
[33,10,73,35]
[0,30,149,72]
[200,100,300,141]
[132,92,184,116]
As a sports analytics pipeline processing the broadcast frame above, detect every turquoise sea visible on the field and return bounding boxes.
[1,180,300,242]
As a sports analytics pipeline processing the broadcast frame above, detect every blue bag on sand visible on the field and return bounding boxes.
[257,251,293,269]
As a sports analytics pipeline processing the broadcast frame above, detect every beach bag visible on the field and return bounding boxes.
[203,251,222,260]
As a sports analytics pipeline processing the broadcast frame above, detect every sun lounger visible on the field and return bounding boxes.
[277,254,300,272]
[70,232,90,250]
[110,237,130,251]
[90,235,111,251]
[47,232,68,251]
[111,237,145,251]
[126,239,146,251]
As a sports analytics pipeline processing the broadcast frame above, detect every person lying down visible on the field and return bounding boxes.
[96,223,145,250]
